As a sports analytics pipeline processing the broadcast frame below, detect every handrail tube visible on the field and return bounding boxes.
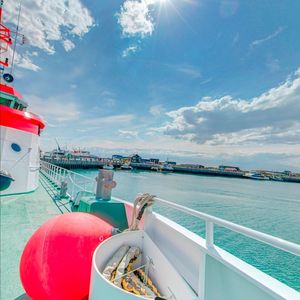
[154,197,300,257]
[40,160,93,181]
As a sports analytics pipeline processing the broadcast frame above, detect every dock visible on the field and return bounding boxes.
[41,159,245,179]
[41,158,300,183]
[130,163,246,178]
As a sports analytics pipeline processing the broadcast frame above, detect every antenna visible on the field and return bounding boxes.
[55,138,61,151]
[10,2,22,78]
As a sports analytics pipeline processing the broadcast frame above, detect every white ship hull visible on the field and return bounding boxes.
[0,126,41,195]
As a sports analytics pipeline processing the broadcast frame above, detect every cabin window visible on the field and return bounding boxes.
[0,97,12,107]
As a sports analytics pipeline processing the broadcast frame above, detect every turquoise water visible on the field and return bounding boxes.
[77,169,300,291]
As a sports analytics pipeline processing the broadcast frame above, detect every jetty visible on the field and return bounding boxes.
[41,152,300,183]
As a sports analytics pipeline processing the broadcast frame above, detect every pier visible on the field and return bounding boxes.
[41,153,300,183]
[130,163,246,178]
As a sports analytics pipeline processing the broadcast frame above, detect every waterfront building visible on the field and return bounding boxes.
[179,164,205,169]
[129,154,143,163]
[112,154,126,160]
[219,165,240,172]
[166,161,177,165]
[149,158,160,164]
[142,159,151,164]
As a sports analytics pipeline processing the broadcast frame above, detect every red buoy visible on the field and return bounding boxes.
[20,212,112,300]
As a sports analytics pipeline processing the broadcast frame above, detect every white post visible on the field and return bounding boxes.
[55,166,58,184]
[95,170,117,200]
[50,164,53,180]
[59,168,62,183]
[60,180,68,198]
[206,221,214,248]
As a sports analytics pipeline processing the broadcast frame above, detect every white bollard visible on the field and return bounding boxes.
[95,170,117,200]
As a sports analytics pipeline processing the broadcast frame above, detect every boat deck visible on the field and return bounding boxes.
[0,177,70,300]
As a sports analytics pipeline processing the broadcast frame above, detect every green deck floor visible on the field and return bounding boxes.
[0,176,71,300]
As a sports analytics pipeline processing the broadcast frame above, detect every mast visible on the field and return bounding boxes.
[0,0,13,68]
[55,138,62,151]
[0,1,24,84]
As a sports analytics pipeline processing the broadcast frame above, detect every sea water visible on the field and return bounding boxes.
[77,169,300,291]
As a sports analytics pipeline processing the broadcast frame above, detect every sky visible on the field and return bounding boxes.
[3,0,300,171]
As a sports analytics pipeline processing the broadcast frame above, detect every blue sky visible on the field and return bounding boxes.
[4,0,300,171]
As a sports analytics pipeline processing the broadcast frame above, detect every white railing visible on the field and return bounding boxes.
[40,160,96,200]
[153,197,300,257]
[40,161,300,258]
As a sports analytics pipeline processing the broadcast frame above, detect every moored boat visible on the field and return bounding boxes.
[103,164,114,170]
[0,4,45,196]
[120,164,133,170]
[244,172,270,180]
[161,163,174,172]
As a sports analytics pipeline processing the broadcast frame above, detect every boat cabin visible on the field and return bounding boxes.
[0,83,28,111]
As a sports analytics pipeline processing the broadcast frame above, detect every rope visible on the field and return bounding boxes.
[128,193,156,231]
[9,147,32,171]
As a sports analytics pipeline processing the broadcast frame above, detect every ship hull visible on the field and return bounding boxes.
[0,125,41,195]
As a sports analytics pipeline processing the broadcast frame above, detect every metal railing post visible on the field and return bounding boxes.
[206,221,214,248]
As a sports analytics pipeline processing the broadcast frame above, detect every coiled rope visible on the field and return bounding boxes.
[128,193,156,231]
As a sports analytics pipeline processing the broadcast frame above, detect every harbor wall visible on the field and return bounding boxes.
[41,159,300,182]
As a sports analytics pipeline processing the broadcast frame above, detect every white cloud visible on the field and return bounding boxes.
[122,45,139,57]
[251,27,285,48]
[4,48,40,72]
[5,0,94,68]
[117,0,155,38]
[176,64,202,78]
[14,52,41,72]
[63,39,75,52]
[101,90,115,97]
[27,94,80,122]
[157,68,300,145]
[100,90,116,107]
[149,104,164,116]
[83,114,135,126]
[118,129,138,138]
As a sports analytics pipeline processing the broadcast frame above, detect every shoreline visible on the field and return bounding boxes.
[41,158,300,183]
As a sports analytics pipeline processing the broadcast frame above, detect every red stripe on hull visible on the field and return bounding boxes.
[0,104,45,135]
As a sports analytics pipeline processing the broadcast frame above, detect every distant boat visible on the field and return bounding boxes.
[151,164,174,172]
[120,164,132,170]
[161,164,174,172]
[245,172,269,180]
[270,176,284,182]
[103,165,114,170]
[150,166,160,171]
